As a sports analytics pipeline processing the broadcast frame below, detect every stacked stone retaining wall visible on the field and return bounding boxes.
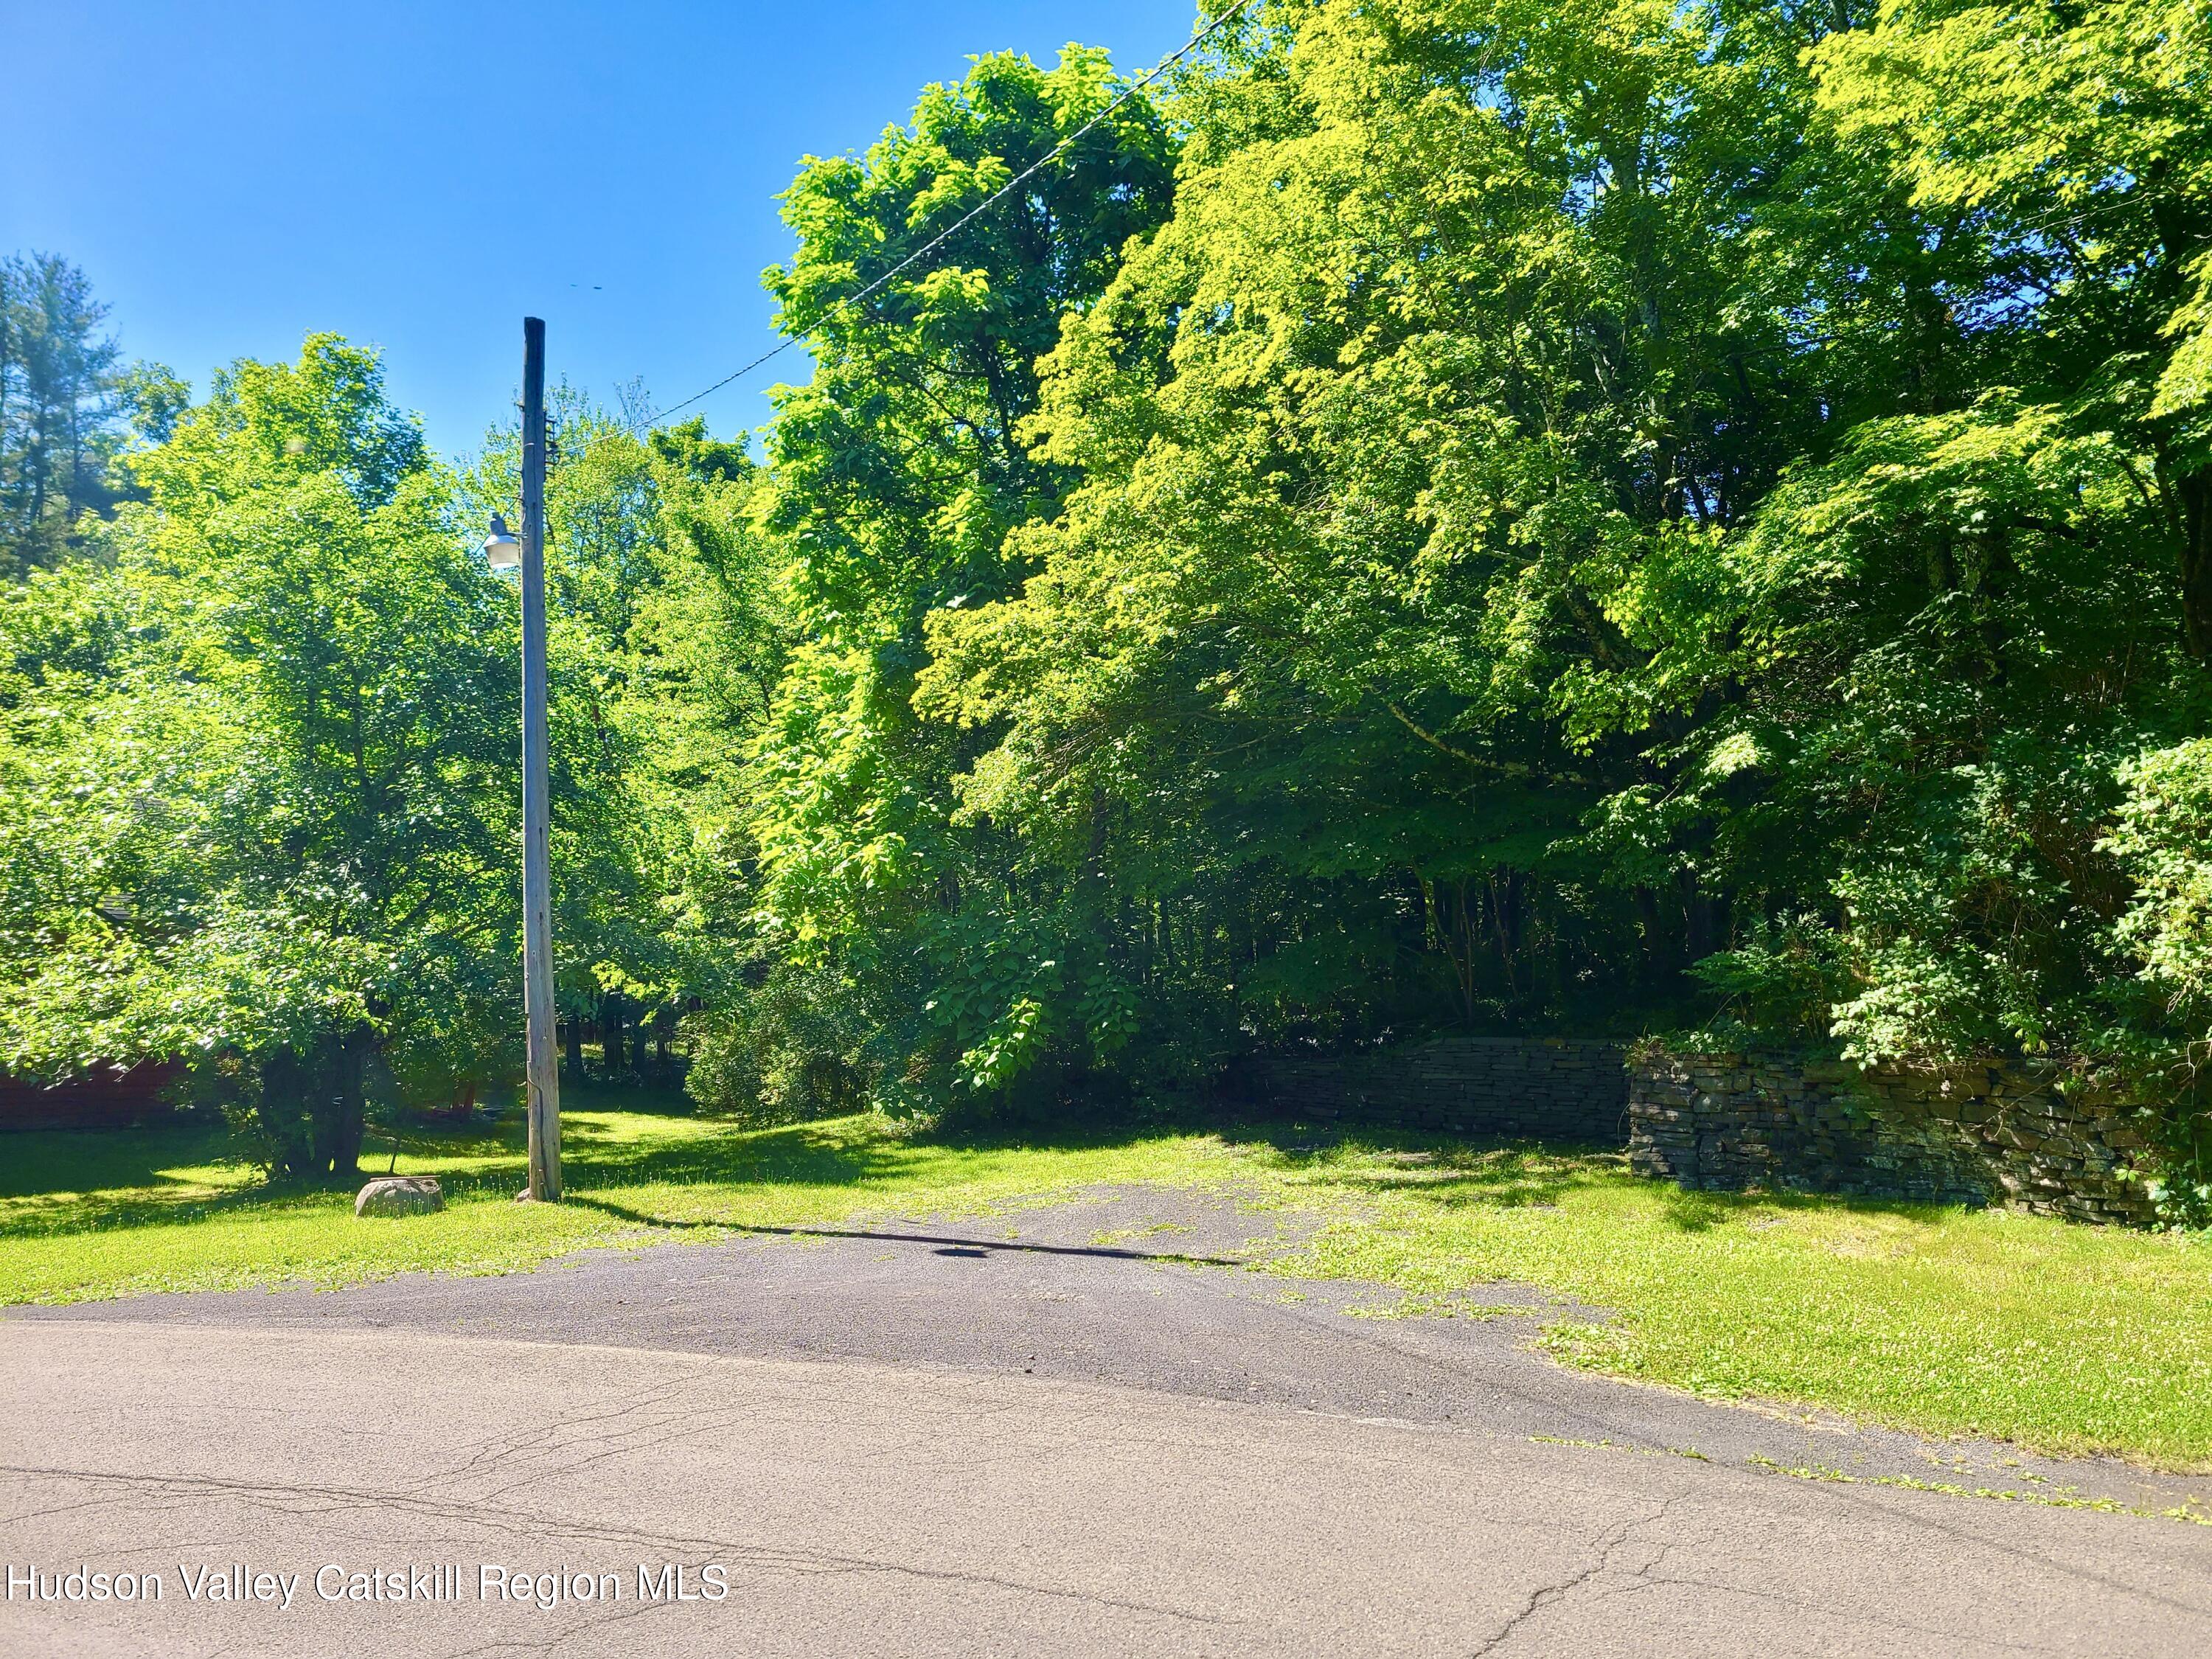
[1251,1033,2160,1225]
[1625,1051,2157,1225]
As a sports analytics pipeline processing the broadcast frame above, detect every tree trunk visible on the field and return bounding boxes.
[262,1029,370,1183]
[308,1028,369,1180]
[331,1028,369,1178]
[1422,876,1480,1029]
[601,992,626,1079]
[257,1046,312,1180]
[2180,470,2212,664]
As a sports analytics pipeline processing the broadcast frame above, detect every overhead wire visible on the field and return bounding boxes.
[616,0,1259,439]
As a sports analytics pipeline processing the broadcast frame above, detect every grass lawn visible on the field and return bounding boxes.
[5,1099,2211,1471]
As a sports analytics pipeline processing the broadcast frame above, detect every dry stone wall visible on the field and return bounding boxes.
[1625,1050,2157,1225]
[1252,1033,2160,1225]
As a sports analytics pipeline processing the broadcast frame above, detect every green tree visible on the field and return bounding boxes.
[0,253,145,573]
[13,0,2212,1176]
[459,395,773,1084]
[924,0,1854,1062]
[917,0,2212,1083]
[0,337,520,1178]
[737,45,1179,1113]
[1810,0,2212,653]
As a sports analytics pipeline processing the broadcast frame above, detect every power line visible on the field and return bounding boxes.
[620,0,1259,439]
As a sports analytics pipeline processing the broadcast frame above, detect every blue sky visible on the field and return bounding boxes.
[0,1,1197,458]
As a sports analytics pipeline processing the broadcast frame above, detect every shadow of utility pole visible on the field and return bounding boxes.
[564,1194,1248,1268]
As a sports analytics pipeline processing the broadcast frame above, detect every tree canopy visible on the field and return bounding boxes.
[7,4,2212,1192]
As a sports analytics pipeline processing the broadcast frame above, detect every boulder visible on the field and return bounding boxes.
[355,1176,445,1219]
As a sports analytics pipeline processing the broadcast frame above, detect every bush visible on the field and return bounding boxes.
[681,965,874,1125]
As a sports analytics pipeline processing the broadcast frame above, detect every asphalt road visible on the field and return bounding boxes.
[4,1186,2209,1656]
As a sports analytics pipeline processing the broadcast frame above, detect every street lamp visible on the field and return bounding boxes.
[483,514,522,577]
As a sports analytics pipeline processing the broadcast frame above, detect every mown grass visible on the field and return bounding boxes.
[4,1104,2210,1470]
[0,1103,1220,1305]
[1265,1143,2212,1472]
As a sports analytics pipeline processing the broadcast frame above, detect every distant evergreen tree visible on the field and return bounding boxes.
[0,252,181,575]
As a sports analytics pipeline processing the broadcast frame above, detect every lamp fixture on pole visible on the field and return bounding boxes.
[483,515,522,576]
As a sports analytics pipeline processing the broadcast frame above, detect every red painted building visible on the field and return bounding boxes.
[0,1062,181,1131]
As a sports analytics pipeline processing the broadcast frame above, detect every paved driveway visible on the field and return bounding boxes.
[4,1187,2209,1655]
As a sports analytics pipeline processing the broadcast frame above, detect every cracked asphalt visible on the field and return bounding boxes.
[4,1184,2210,1655]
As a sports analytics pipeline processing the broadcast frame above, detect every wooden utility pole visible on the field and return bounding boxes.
[520,316,561,1201]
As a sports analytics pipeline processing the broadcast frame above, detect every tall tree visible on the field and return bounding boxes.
[917,0,2212,1077]
[738,46,1179,1113]
[0,253,137,574]
[0,337,518,1178]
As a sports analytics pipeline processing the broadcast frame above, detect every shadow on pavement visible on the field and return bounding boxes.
[566,1192,1248,1267]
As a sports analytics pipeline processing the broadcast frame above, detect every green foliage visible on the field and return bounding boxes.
[12,1,2212,1199]
[0,338,520,1176]
[682,964,874,1125]
[0,315,774,1175]
[0,340,740,1178]
[690,1,2212,1146]
[2111,740,2212,1026]
[924,0,1864,1071]
[904,0,2212,1110]
[729,45,1182,1115]
[0,251,181,574]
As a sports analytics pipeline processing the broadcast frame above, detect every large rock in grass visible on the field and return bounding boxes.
[355,1176,445,1219]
